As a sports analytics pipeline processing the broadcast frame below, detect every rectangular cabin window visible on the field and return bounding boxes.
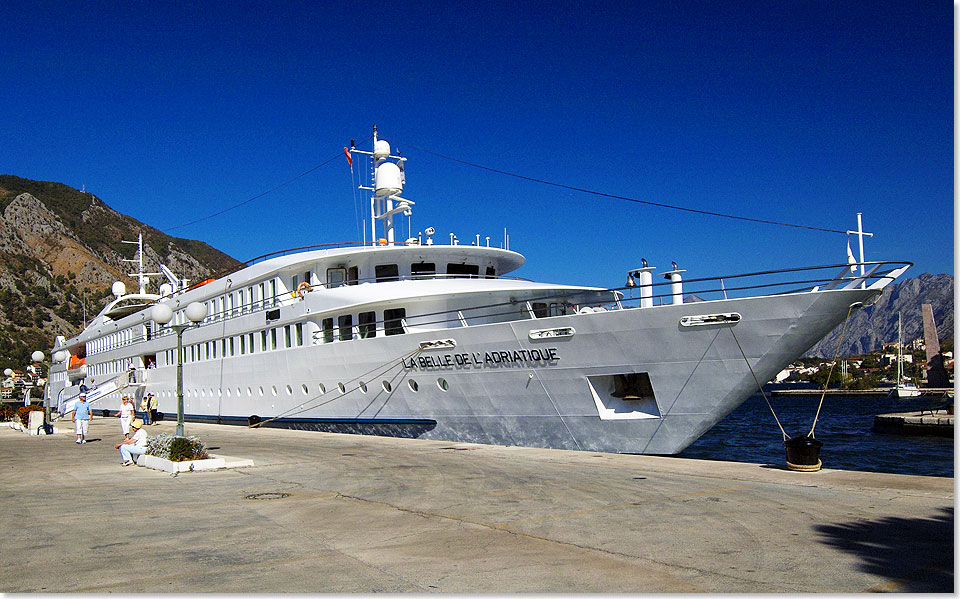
[347,266,359,285]
[304,271,311,285]
[240,335,246,355]
[229,337,235,357]
[359,311,376,339]
[532,302,550,318]
[338,315,353,341]
[270,328,278,350]
[284,325,292,348]
[292,274,299,289]
[327,267,346,288]
[411,262,436,279]
[486,266,496,278]
[321,318,334,343]
[221,338,226,357]
[261,330,267,351]
[256,283,264,310]
[447,263,479,278]
[375,264,399,282]
[269,279,277,306]
[384,308,406,336]
[248,333,255,354]
[247,287,254,312]
[295,323,303,346]
[212,341,218,359]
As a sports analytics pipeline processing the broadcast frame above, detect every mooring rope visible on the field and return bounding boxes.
[728,326,789,441]
[807,303,858,438]
[247,346,424,428]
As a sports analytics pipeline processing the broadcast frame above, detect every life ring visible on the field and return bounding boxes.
[295,281,313,298]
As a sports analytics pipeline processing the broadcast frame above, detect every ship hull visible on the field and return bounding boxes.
[49,285,878,454]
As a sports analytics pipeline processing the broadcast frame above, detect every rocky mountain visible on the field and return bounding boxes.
[805,272,954,358]
[0,175,242,370]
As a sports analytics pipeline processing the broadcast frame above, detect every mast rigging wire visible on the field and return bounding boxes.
[385,137,848,235]
[165,135,372,234]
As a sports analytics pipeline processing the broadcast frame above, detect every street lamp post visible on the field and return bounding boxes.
[151,302,207,437]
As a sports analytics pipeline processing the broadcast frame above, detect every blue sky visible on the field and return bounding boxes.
[3,1,953,288]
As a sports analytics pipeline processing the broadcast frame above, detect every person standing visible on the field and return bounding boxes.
[118,396,135,439]
[73,394,91,444]
[148,393,158,425]
[115,418,147,466]
[139,394,150,425]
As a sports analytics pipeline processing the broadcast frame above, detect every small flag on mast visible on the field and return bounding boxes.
[846,239,858,273]
[343,147,353,168]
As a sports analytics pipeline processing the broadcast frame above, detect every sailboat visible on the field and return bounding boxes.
[895,312,920,398]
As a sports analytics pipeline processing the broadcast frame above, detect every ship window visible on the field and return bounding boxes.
[261,330,267,351]
[327,268,346,288]
[212,341,218,359]
[347,266,359,285]
[411,262,435,278]
[247,287,254,311]
[437,377,449,391]
[375,264,399,282]
[240,335,246,355]
[321,318,334,343]
[486,266,496,278]
[408,379,419,392]
[359,311,376,339]
[532,302,549,318]
[384,308,406,336]
[295,323,303,346]
[249,332,255,353]
[338,315,353,341]
[304,271,311,284]
[447,263,479,278]
[292,274,298,289]
[270,328,278,350]
[284,325,292,348]
[270,279,278,306]
[229,337,235,357]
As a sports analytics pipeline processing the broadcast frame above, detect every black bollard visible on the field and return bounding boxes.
[784,435,823,472]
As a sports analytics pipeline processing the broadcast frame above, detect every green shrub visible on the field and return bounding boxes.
[145,432,209,462]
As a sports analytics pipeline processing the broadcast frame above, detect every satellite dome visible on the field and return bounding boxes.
[375,162,403,197]
[374,139,391,160]
[112,281,126,297]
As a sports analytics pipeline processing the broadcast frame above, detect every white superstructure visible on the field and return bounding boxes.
[44,127,911,454]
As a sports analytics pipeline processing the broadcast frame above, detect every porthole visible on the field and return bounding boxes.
[226,388,232,398]
[285,385,293,396]
[199,389,204,398]
[301,384,309,395]
[318,383,326,394]
[209,389,214,398]
[359,382,368,394]
[437,378,449,392]
[258,386,264,397]
[271,386,278,397]
[337,382,346,394]
[236,388,242,398]
[247,387,253,397]
[382,381,392,393]
[408,379,419,392]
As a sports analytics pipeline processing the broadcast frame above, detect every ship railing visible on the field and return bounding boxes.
[333,261,913,334]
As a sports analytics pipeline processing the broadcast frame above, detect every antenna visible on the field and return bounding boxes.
[352,125,414,246]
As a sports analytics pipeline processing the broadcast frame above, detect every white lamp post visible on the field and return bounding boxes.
[150,302,207,436]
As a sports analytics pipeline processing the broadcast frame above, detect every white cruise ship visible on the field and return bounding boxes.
[44,127,910,454]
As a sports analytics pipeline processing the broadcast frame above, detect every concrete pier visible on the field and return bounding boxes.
[874,409,954,437]
[0,416,952,593]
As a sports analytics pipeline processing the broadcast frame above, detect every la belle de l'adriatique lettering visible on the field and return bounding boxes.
[403,348,560,370]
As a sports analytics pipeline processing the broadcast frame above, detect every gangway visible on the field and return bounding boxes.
[54,371,145,417]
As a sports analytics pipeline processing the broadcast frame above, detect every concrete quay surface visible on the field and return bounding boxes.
[0,417,953,593]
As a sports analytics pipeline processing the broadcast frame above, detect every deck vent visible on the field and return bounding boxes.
[679,313,741,327]
[529,327,575,340]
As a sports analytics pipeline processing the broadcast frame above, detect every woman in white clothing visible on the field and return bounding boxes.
[118,396,135,439]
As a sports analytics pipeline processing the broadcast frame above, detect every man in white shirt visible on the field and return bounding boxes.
[115,419,148,466]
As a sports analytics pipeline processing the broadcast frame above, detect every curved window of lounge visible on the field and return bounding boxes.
[411,262,436,279]
[447,263,479,278]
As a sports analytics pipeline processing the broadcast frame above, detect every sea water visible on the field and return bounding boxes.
[679,394,954,477]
